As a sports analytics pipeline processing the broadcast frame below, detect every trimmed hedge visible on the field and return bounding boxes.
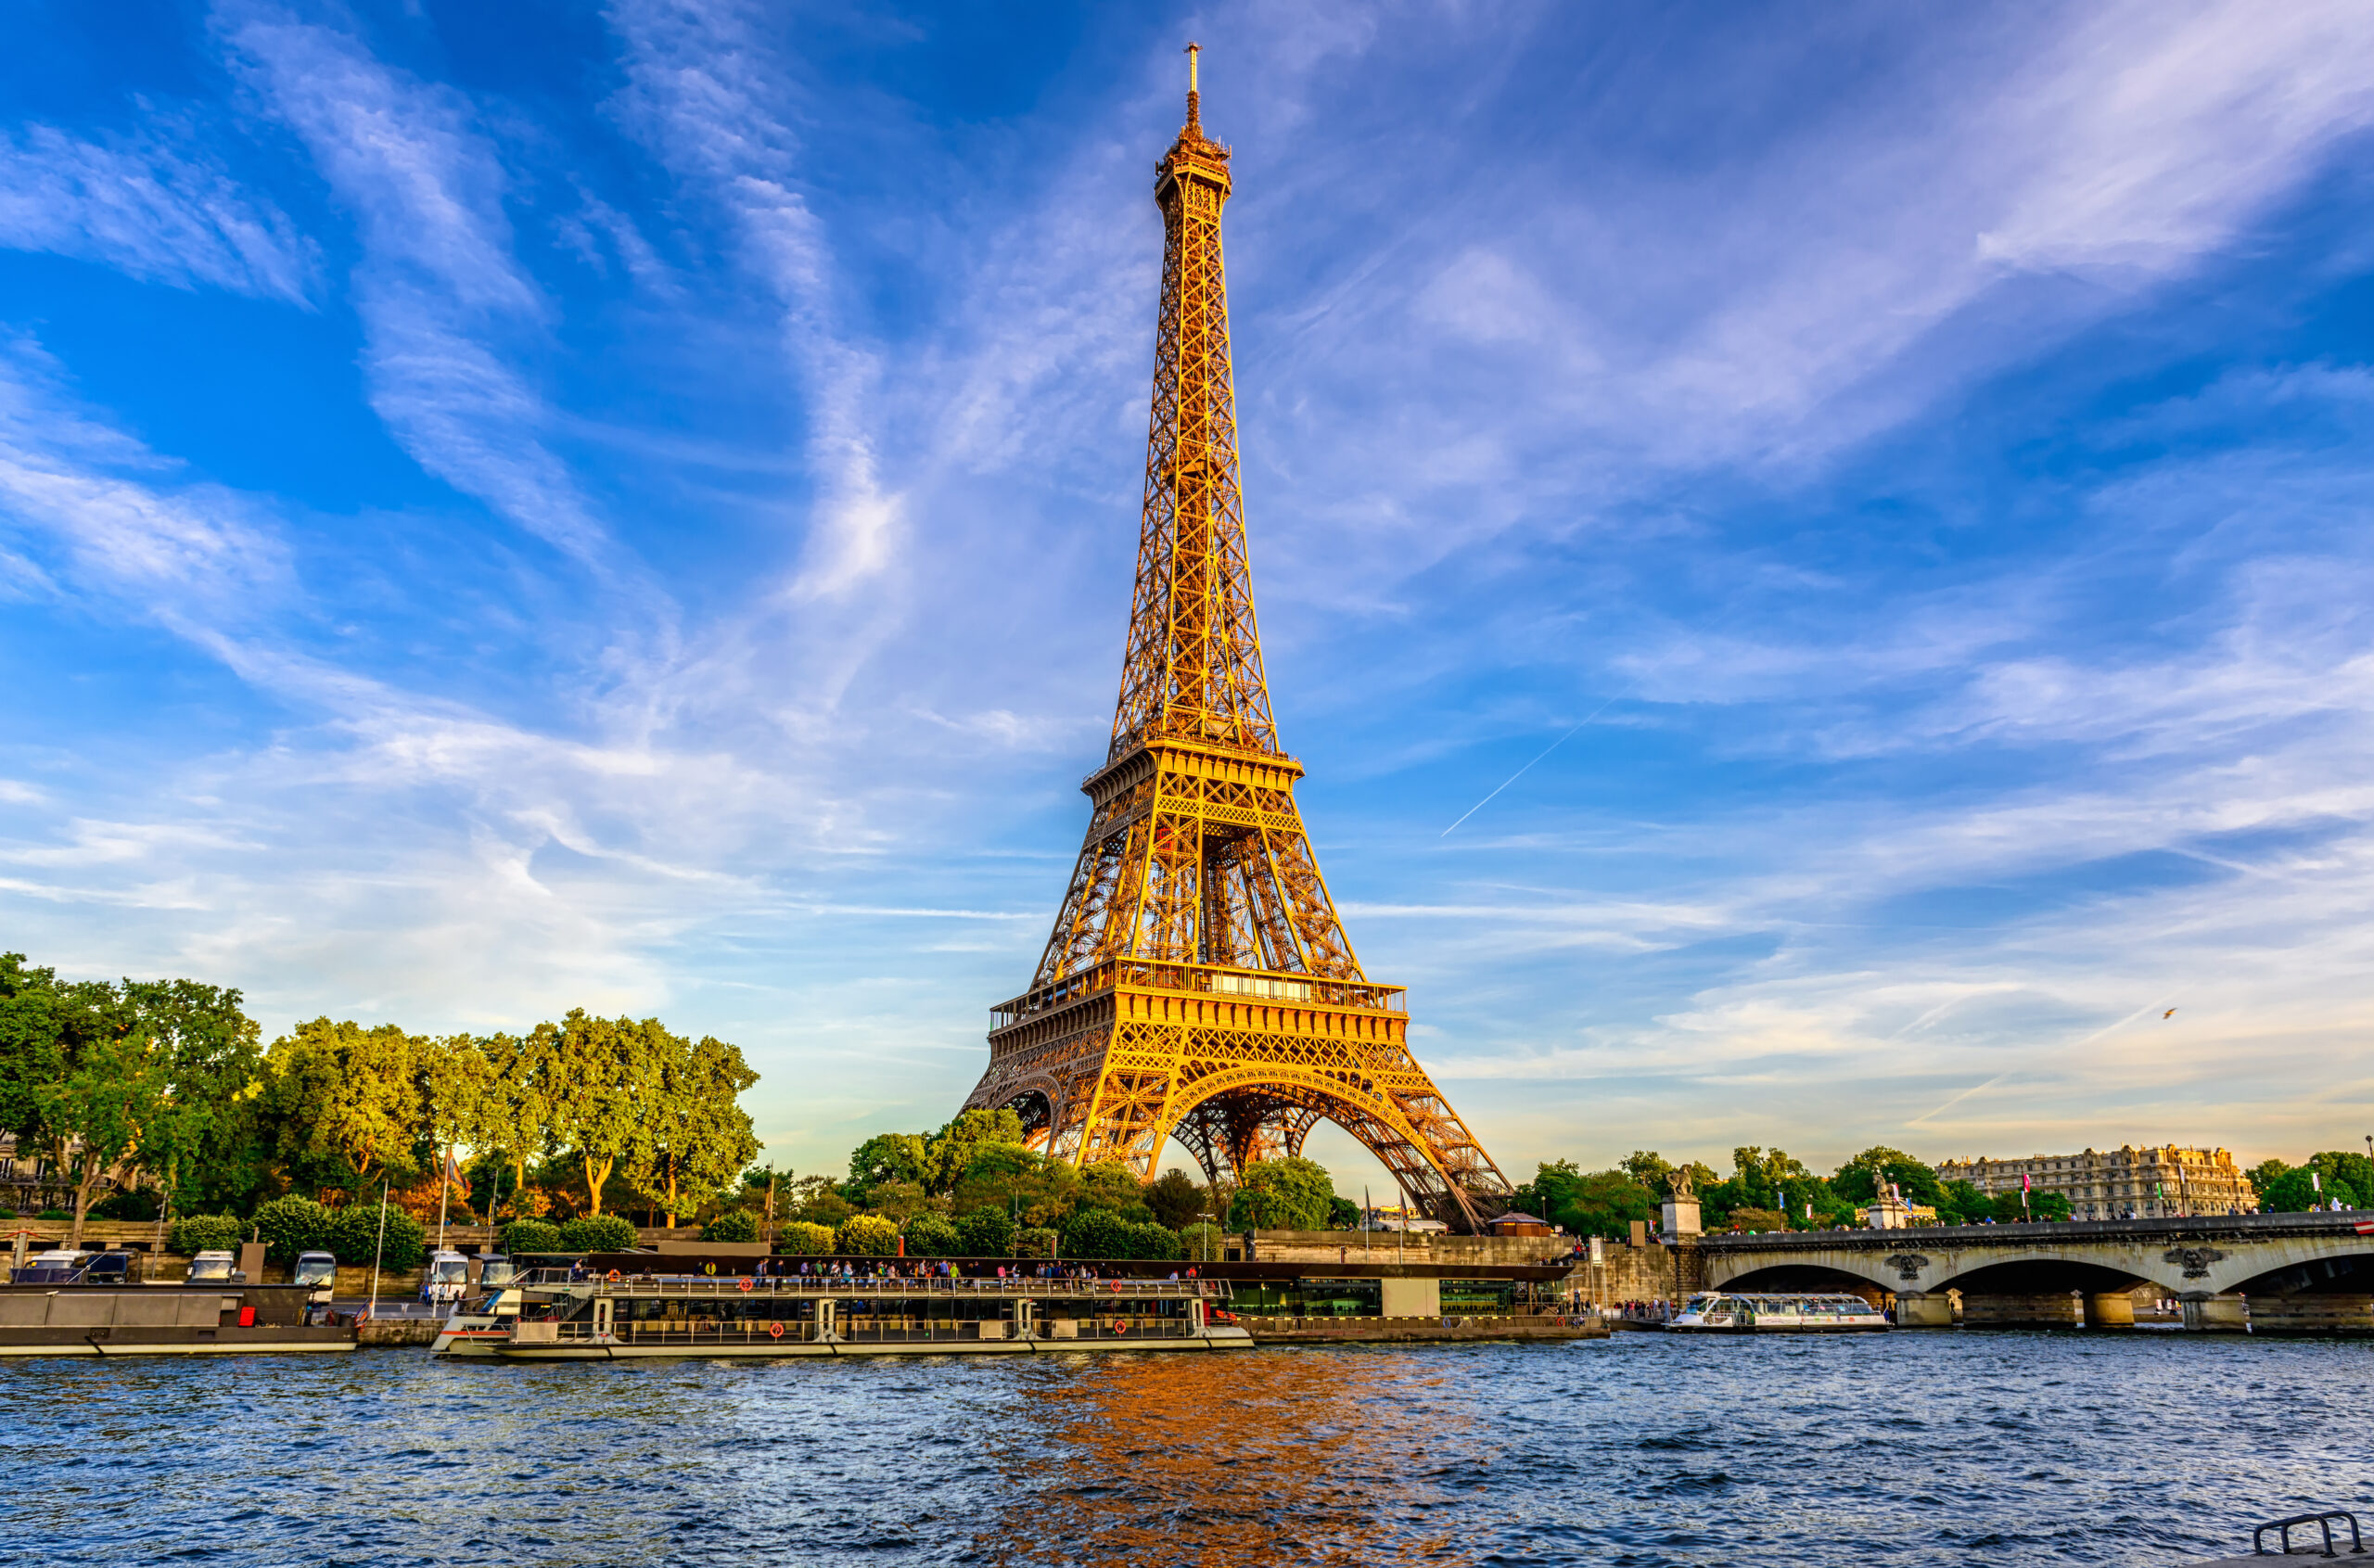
[700,1209,759,1243]
[1126,1220,1183,1260]
[778,1221,836,1256]
[329,1203,427,1271]
[252,1196,332,1266]
[1061,1207,1129,1260]
[901,1215,961,1256]
[955,1206,1015,1257]
[836,1215,900,1256]
[559,1214,637,1253]
[170,1214,244,1255]
[499,1218,564,1255]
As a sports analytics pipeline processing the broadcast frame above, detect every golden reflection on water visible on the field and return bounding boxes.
[976,1349,1494,1567]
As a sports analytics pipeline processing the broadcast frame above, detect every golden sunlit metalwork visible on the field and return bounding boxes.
[962,48,1512,1230]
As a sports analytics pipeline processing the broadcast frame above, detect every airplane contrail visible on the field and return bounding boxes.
[1441,660,1669,836]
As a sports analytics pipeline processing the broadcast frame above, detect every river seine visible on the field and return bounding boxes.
[5,1331,2366,1565]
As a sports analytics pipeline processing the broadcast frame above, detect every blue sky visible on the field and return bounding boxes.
[6,1,2374,1192]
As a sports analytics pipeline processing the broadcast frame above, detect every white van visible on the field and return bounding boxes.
[294,1250,339,1306]
[420,1249,469,1307]
[185,1250,240,1283]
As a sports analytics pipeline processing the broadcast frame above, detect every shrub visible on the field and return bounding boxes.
[559,1214,637,1254]
[252,1196,332,1266]
[836,1215,900,1256]
[700,1209,759,1243]
[500,1218,565,1255]
[0,1206,15,1219]
[37,1209,74,1222]
[171,1214,244,1255]
[902,1215,961,1256]
[1062,1206,1130,1260]
[1177,1221,1223,1258]
[1014,1226,1058,1260]
[778,1221,836,1256]
[954,1206,1015,1257]
[89,1189,161,1221]
[328,1204,427,1271]
[1126,1220,1182,1260]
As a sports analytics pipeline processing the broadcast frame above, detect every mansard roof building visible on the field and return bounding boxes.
[1936,1144,2254,1220]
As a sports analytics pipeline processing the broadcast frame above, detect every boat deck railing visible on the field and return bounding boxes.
[513,1269,1228,1301]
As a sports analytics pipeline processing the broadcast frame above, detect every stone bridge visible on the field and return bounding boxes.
[1693,1212,2374,1331]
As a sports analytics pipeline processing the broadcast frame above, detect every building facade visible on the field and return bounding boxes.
[1936,1145,2254,1219]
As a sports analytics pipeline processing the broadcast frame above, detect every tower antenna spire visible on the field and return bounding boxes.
[1185,41,1201,131]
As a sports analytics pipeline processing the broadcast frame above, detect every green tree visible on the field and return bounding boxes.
[923,1108,1027,1195]
[252,1195,332,1266]
[700,1209,759,1243]
[2246,1158,2290,1197]
[778,1220,836,1255]
[1014,1225,1059,1259]
[499,1218,563,1255]
[419,1033,492,1222]
[1226,1157,1335,1230]
[837,1214,900,1256]
[119,975,267,1221]
[560,1213,637,1253]
[902,1214,961,1256]
[263,1018,430,1193]
[171,1214,243,1255]
[329,1202,426,1270]
[1127,1220,1183,1259]
[1143,1167,1206,1230]
[846,1132,929,1202]
[2309,1151,2374,1205]
[640,1030,760,1227]
[949,1142,1079,1227]
[542,1010,670,1218]
[1528,1165,1658,1239]
[1832,1147,1945,1207]
[1075,1161,1145,1214]
[474,1028,555,1221]
[1063,1206,1130,1258]
[2264,1166,2358,1212]
[1619,1150,1674,1190]
[954,1205,1015,1256]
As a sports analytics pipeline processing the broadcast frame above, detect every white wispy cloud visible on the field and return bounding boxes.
[0,117,316,302]
[607,0,903,603]
[218,4,620,572]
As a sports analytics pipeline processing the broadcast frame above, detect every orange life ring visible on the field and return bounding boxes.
[738,1277,753,1293]
[1114,1320,1129,1333]
[606,1269,620,1283]
[769,1321,785,1339]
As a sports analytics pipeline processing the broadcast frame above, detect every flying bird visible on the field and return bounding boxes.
[2163,1008,2178,1019]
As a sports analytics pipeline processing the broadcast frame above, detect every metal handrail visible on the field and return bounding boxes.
[513,1269,1226,1299]
[2256,1511,2364,1558]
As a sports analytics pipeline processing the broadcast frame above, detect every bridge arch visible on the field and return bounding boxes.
[1719,1261,1899,1296]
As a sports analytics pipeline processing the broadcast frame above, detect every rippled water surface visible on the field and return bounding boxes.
[6,1332,2368,1565]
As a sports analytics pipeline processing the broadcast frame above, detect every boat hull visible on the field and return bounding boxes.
[440,1327,1254,1359]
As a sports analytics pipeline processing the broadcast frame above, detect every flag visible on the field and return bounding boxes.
[2022,1173,2031,1193]
[2313,1171,2323,1192]
[441,1149,465,1189]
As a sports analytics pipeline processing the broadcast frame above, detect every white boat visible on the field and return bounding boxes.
[433,1263,1252,1360]
[1668,1291,1891,1333]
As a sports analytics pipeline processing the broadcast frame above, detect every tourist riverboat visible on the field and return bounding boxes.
[1668,1291,1891,1333]
[434,1263,1253,1360]
[0,1279,359,1356]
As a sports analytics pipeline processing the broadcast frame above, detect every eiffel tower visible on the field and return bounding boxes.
[962,47,1513,1230]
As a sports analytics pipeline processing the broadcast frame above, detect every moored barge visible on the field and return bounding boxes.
[435,1265,1250,1359]
[0,1281,358,1357]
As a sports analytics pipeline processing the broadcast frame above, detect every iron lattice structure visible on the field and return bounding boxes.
[962,52,1513,1230]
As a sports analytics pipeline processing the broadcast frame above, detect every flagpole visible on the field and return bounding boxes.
[437,1144,452,1256]
[368,1177,389,1321]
